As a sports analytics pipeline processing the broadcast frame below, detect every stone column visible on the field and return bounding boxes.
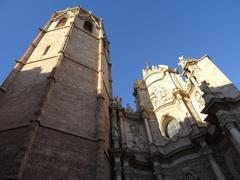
[173,89,192,119]
[173,89,200,133]
[144,118,153,144]
[111,109,120,148]
[119,112,127,148]
[114,168,122,180]
[95,19,105,180]
[153,161,164,180]
[189,76,203,94]
[114,157,122,180]
[97,19,104,96]
[136,88,145,110]
[225,123,240,154]
[123,159,132,180]
[200,141,226,180]
[217,112,240,154]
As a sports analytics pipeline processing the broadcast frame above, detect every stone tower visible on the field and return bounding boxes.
[0,7,112,180]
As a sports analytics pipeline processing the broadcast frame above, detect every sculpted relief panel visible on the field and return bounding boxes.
[143,71,179,110]
[149,84,173,109]
[124,121,149,153]
[161,157,215,180]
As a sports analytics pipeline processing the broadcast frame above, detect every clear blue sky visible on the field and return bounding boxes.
[0,0,240,108]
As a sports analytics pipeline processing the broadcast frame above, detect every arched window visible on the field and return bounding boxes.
[166,119,181,139]
[56,18,67,28]
[83,21,93,32]
[42,45,51,56]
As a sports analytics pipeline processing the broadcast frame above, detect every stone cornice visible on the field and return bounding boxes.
[201,95,240,114]
[147,144,198,163]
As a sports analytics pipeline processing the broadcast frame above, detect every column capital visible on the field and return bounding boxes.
[225,122,235,131]
[173,88,182,98]
[216,111,236,129]
[199,140,226,180]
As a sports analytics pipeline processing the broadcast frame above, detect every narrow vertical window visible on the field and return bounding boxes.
[56,18,67,28]
[42,45,50,56]
[83,21,93,32]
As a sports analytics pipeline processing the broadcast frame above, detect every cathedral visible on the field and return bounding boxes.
[1,6,240,180]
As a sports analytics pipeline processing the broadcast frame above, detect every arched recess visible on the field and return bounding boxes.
[56,18,68,28]
[83,20,93,32]
[161,115,181,140]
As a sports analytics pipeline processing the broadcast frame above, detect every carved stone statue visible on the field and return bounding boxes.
[178,56,188,70]
[111,111,120,138]
[195,91,205,108]
[125,103,133,112]
[112,96,122,108]
[201,81,212,94]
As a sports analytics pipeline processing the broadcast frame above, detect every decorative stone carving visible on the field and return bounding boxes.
[150,85,173,108]
[183,172,198,180]
[150,91,158,107]
[216,112,236,128]
[111,110,120,139]
[112,96,122,108]
[125,103,133,112]
[201,81,222,97]
[180,165,200,180]
[127,124,149,152]
[159,155,217,180]
[178,56,188,69]
[194,91,205,108]
[153,161,164,180]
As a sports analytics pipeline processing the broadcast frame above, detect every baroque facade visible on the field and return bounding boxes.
[0,6,240,180]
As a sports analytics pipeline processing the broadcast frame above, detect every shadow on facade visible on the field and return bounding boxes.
[110,81,240,180]
[0,66,54,180]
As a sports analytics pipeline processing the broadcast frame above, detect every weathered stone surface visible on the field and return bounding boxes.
[22,127,97,180]
[42,59,98,138]
[0,7,112,180]
[0,127,30,179]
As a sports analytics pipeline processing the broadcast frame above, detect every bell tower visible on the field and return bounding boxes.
[0,7,112,180]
